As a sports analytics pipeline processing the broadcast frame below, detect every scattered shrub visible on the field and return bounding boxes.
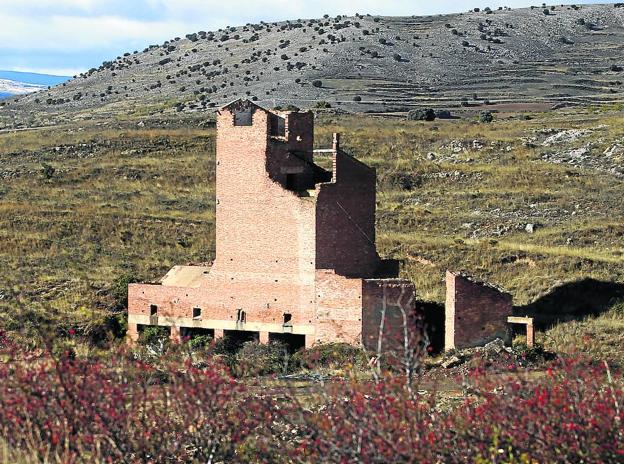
[138,326,170,350]
[480,110,494,123]
[292,358,624,463]
[0,346,621,463]
[234,341,290,377]
[407,108,436,121]
[353,95,362,102]
[187,334,212,351]
[41,163,55,180]
[0,352,271,463]
[291,342,367,370]
[312,80,323,88]
[109,271,139,310]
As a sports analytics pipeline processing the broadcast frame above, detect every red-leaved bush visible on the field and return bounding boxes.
[0,341,622,463]
[291,358,624,463]
[0,350,277,463]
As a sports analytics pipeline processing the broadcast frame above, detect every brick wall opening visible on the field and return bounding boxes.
[233,108,253,126]
[283,313,293,325]
[223,330,259,351]
[192,307,202,319]
[269,333,306,352]
[270,113,286,137]
[150,304,158,316]
[181,327,214,341]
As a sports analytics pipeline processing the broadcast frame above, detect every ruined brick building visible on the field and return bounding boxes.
[127,100,418,351]
[127,99,512,352]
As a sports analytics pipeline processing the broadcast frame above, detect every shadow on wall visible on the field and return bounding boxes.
[419,301,445,354]
[514,279,624,329]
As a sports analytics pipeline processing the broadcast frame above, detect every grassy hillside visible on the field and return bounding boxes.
[0,103,622,356]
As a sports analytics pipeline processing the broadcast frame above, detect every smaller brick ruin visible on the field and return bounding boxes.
[445,271,513,351]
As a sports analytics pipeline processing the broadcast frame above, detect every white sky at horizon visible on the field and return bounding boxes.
[0,0,612,76]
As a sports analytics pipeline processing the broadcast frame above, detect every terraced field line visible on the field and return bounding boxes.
[378,232,624,264]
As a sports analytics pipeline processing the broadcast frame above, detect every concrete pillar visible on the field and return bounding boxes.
[126,323,139,346]
[259,331,270,344]
[170,325,182,344]
[526,322,535,348]
[214,328,224,340]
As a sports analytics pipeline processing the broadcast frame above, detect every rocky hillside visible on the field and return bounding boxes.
[2,3,624,126]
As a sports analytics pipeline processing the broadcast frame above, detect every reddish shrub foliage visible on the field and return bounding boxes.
[0,343,621,463]
[0,351,277,462]
[294,359,623,463]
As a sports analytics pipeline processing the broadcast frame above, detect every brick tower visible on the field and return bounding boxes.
[127,99,418,350]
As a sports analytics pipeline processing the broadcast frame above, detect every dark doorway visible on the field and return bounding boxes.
[223,330,259,351]
[269,333,306,352]
[182,327,214,341]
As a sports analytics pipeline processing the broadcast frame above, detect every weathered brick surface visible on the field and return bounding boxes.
[314,270,364,345]
[445,271,513,351]
[316,152,379,277]
[362,280,418,353]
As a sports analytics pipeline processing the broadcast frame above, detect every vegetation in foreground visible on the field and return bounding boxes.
[0,329,622,463]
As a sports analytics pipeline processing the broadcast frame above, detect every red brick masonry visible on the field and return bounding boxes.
[445,271,513,350]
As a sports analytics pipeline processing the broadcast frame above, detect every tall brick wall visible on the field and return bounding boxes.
[211,103,318,325]
[445,271,512,351]
[316,152,379,277]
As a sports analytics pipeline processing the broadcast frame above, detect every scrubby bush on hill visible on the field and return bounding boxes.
[407,108,436,121]
[480,110,494,123]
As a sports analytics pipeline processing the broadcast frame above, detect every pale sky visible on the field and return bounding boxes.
[0,0,611,76]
